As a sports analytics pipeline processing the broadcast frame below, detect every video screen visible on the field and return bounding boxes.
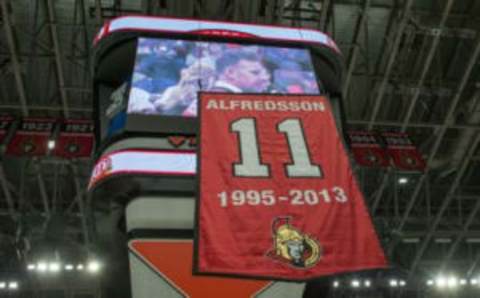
[127,38,321,117]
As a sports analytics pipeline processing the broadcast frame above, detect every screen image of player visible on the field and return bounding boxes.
[127,37,322,117]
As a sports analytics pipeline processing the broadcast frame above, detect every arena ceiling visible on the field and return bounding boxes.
[1,0,480,296]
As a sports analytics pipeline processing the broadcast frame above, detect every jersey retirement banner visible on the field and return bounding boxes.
[195,93,387,280]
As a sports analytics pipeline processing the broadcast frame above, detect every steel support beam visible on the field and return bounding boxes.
[439,193,480,272]
[71,163,90,246]
[1,0,29,116]
[318,0,330,31]
[407,135,480,276]
[367,0,413,129]
[46,0,70,117]
[401,0,454,131]
[396,32,480,235]
[0,165,16,219]
[343,0,370,101]
[348,119,480,130]
[34,161,51,219]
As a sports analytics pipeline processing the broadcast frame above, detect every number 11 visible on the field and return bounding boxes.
[230,118,323,178]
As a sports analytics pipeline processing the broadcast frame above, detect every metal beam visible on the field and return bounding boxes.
[367,0,413,129]
[439,194,480,271]
[318,0,330,31]
[407,135,480,276]
[401,0,454,131]
[0,165,16,220]
[71,163,90,246]
[396,31,480,235]
[45,0,70,117]
[1,0,29,116]
[34,161,51,218]
[343,0,370,101]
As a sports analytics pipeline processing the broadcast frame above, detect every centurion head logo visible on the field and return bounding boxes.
[267,217,322,268]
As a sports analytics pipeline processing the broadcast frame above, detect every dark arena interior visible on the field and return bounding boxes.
[0,0,480,297]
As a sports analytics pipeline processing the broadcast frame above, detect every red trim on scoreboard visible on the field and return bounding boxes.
[195,93,387,281]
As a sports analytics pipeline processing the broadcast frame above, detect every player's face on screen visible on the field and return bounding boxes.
[227,60,271,92]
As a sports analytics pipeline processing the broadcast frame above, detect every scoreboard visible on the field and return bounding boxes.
[91,15,385,297]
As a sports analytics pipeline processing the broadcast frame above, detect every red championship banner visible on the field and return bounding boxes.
[53,119,94,158]
[347,131,390,168]
[381,132,426,172]
[0,116,14,144]
[196,93,387,280]
[6,118,56,156]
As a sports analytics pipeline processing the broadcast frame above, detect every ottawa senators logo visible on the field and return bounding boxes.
[267,217,321,268]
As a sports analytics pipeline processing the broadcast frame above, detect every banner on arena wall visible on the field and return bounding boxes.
[53,119,94,159]
[195,93,387,280]
[347,131,390,168]
[381,132,426,172]
[0,116,14,144]
[6,118,56,156]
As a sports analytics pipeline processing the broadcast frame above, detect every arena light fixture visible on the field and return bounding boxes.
[0,282,5,289]
[460,279,467,285]
[27,264,36,270]
[333,280,339,288]
[427,279,434,286]
[447,276,458,288]
[389,279,398,287]
[364,280,371,287]
[399,280,406,287]
[48,262,61,272]
[398,177,408,184]
[76,264,84,271]
[65,264,74,271]
[351,280,360,288]
[8,282,18,290]
[47,140,56,150]
[87,260,101,273]
[470,278,478,285]
[436,276,447,288]
[37,262,48,272]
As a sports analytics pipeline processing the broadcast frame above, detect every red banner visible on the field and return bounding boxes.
[347,131,390,167]
[53,119,94,158]
[381,132,426,172]
[196,93,386,280]
[6,118,55,156]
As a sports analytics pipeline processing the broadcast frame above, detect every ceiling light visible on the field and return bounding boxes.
[398,177,408,184]
[27,264,36,270]
[47,140,56,150]
[351,280,360,288]
[8,282,18,290]
[470,278,478,285]
[49,262,61,272]
[87,261,101,273]
[333,280,339,288]
[76,264,84,270]
[65,264,74,271]
[436,277,447,288]
[427,280,434,286]
[447,276,458,288]
[460,279,467,285]
[364,280,371,287]
[0,282,5,289]
[399,280,406,287]
[389,279,398,287]
[37,262,47,272]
